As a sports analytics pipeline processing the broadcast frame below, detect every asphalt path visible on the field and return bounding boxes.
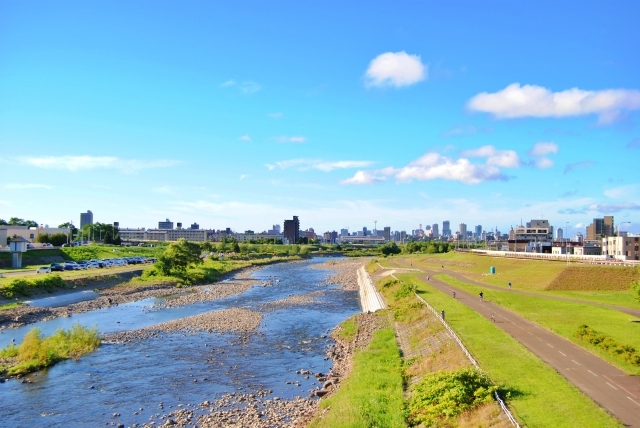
[389,258,640,427]
[386,257,640,319]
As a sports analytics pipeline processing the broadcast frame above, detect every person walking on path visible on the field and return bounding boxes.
[441,310,445,320]
[453,291,456,299]
[491,313,495,322]
[508,282,512,291]
[479,291,484,302]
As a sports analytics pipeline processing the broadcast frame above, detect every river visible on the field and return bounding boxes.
[0,257,361,427]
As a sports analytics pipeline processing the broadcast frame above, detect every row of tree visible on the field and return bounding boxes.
[0,218,38,227]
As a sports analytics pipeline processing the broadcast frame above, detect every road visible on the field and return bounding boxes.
[389,258,640,427]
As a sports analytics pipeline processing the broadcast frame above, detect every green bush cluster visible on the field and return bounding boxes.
[0,275,66,298]
[633,280,640,302]
[406,367,498,427]
[575,324,640,366]
[394,282,417,299]
[404,241,451,254]
[0,324,100,376]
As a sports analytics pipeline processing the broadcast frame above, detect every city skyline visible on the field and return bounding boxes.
[1,2,639,234]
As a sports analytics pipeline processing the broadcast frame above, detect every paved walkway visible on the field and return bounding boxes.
[357,266,386,313]
[386,257,640,318]
[388,258,640,427]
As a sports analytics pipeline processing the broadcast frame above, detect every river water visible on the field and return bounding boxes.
[0,257,360,427]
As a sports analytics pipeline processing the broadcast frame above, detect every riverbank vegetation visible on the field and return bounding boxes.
[310,315,405,428]
[0,324,100,377]
[0,275,66,299]
[393,272,621,427]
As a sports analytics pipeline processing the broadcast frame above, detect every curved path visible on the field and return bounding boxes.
[357,266,386,312]
[388,257,640,427]
[386,257,640,319]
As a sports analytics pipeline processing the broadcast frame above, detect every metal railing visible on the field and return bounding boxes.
[414,293,521,427]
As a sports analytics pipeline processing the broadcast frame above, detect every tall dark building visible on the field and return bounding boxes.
[383,226,391,241]
[283,216,300,244]
[80,210,93,229]
[158,218,174,229]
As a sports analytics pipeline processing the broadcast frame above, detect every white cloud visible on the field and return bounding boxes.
[239,81,261,94]
[467,83,640,124]
[272,136,307,144]
[461,145,520,168]
[18,155,180,173]
[3,183,52,190]
[528,142,558,157]
[152,186,175,194]
[238,135,252,142]
[342,147,519,186]
[527,141,558,169]
[587,203,640,213]
[365,51,427,88]
[239,174,248,180]
[394,154,506,184]
[220,79,261,94]
[0,199,11,206]
[603,184,638,199]
[340,170,387,185]
[267,158,374,172]
[575,222,584,228]
[268,112,283,119]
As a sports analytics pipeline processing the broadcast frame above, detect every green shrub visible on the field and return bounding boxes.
[0,275,67,298]
[1,324,100,376]
[575,324,640,366]
[394,282,417,299]
[407,367,498,427]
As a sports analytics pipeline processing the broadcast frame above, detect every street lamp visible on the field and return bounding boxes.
[565,222,569,265]
[617,221,631,236]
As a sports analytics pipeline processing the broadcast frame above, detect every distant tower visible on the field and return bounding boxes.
[80,210,93,229]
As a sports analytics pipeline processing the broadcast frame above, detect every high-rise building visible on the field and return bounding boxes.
[80,210,93,229]
[442,221,451,237]
[383,226,391,242]
[340,228,349,237]
[158,218,174,229]
[556,228,563,240]
[475,225,482,239]
[283,216,300,244]
[431,223,439,238]
[459,223,467,238]
[190,223,199,230]
[586,216,614,241]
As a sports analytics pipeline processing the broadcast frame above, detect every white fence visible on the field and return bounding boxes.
[415,293,521,428]
[470,249,640,266]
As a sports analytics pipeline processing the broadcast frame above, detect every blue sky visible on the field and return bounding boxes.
[1,1,639,235]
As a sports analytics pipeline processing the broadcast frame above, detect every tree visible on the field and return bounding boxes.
[0,219,7,225]
[380,242,401,256]
[36,233,51,244]
[233,242,241,253]
[8,217,38,227]
[49,233,68,247]
[633,280,640,303]
[158,239,203,274]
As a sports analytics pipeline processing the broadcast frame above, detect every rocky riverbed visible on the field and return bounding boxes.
[131,311,387,428]
[311,258,369,290]
[0,268,262,331]
[102,308,263,343]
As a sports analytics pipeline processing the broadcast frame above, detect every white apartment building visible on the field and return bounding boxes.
[602,235,640,260]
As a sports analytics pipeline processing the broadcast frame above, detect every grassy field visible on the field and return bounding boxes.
[309,315,406,428]
[391,253,640,310]
[396,273,622,428]
[435,274,640,375]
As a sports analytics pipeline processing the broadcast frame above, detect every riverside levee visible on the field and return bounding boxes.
[0,257,361,427]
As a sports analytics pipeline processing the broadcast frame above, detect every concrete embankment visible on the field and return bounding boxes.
[357,266,386,312]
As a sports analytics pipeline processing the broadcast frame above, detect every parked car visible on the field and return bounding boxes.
[50,263,64,272]
[36,266,51,274]
[64,262,81,271]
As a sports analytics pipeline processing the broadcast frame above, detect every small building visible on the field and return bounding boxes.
[602,235,640,260]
